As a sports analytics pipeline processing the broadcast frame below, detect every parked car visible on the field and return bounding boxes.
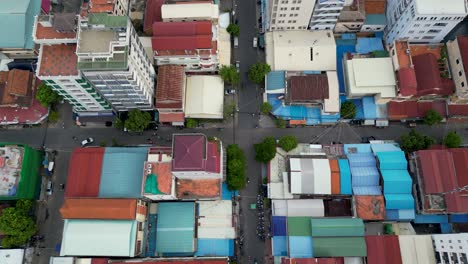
[235,61,240,72]
[46,180,53,195]
[225,89,236,95]
[253,37,258,48]
[234,37,239,48]
[81,137,94,147]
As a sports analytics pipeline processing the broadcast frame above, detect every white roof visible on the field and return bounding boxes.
[218,28,231,66]
[290,158,302,171]
[345,57,396,98]
[0,249,24,264]
[266,30,336,71]
[398,235,436,264]
[185,75,224,119]
[313,159,331,195]
[197,200,235,239]
[218,12,230,28]
[161,3,219,20]
[414,0,467,15]
[60,219,137,257]
[286,199,324,217]
[272,199,288,216]
[432,233,468,253]
[289,158,331,195]
[324,71,340,113]
[290,171,303,194]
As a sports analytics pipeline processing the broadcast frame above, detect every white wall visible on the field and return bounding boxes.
[268,0,316,30]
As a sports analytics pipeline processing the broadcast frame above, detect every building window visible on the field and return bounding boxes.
[413,24,420,27]
[456,59,460,64]
[419,30,425,33]
[422,36,435,40]
[310,48,313,61]
[461,82,465,87]
[408,30,414,33]
[428,29,441,34]
[459,71,463,76]
[435,23,448,27]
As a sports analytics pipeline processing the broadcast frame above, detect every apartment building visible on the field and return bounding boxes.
[432,233,468,264]
[385,0,467,44]
[88,0,130,16]
[267,0,316,31]
[76,13,155,112]
[447,36,468,103]
[309,0,346,31]
[334,0,365,33]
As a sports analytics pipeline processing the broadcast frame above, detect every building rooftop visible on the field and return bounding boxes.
[65,148,105,198]
[365,235,402,264]
[111,259,228,264]
[78,30,118,53]
[364,0,386,14]
[153,21,212,37]
[393,41,412,70]
[60,198,138,220]
[159,112,185,123]
[185,75,224,119]
[161,3,219,21]
[176,178,221,199]
[0,0,41,49]
[143,0,165,35]
[457,36,468,83]
[152,35,213,51]
[387,100,447,120]
[397,68,417,96]
[412,53,454,96]
[89,0,115,13]
[143,161,172,195]
[355,195,385,220]
[38,44,79,77]
[414,0,467,15]
[155,65,185,109]
[34,16,77,41]
[172,134,206,171]
[197,201,235,239]
[0,146,24,197]
[286,74,329,103]
[0,70,32,106]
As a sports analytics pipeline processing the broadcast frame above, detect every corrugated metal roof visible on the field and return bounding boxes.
[286,74,329,102]
[370,143,401,153]
[197,201,234,239]
[312,237,367,257]
[398,235,436,264]
[195,239,233,257]
[324,199,353,217]
[289,236,313,258]
[173,134,206,171]
[267,71,286,91]
[0,0,40,49]
[413,53,454,96]
[310,218,365,237]
[350,167,380,186]
[111,260,227,264]
[153,21,212,37]
[273,200,288,216]
[397,67,418,96]
[355,38,384,54]
[338,159,352,195]
[60,219,137,257]
[343,144,372,154]
[65,148,105,198]
[156,202,195,254]
[287,217,312,236]
[290,158,331,194]
[281,257,345,264]
[287,199,324,217]
[448,104,468,116]
[272,216,287,236]
[365,236,402,264]
[143,0,164,34]
[152,35,213,51]
[331,172,340,194]
[99,147,148,198]
[272,236,287,256]
[155,65,185,109]
[384,194,415,209]
[355,195,385,220]
[347,153,376,167]
[376,151,407,170]
[60,198,137,220]
[381,170,412,194]
[353,186,382,195]
[362,96,377,120]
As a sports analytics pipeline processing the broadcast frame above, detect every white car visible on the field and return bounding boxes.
[46,180,53,195]
[235,61,240,72]
[253,37,258,48]
[81,137,94,147]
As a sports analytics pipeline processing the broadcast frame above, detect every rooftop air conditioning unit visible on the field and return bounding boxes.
[147,169,152,174]
[147,163,152,169]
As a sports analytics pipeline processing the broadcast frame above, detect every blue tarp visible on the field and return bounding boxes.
[336,44,356,94]
[338,159,352,195]
[222,183,238,200]
[385,194,415,209]
[362,96,377,120]
[272,236,288,256]
[272,216,287,236]
[381,170,412,194]
[353,186,382,195]
[344,144,372,154]
[195,239,234,256]
[355,37,384,54]
[289,236,313,258]
[267,71,286,91]
[376,151,408,170]
[450,214,468,223]
[370,143,401,153]
[414,214,449,224]
[347,153,376,167]
[385,209,415,221]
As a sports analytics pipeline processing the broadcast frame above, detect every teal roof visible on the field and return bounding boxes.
[60,219,137,257]
[310,218,365,237]
[266,71,285,91]
[156,202,195,254]
[312,237,367,257]
[98,147,148,198]
[364,14,387,26]
[88,13,128,28]
[376,151,408,170]
[0,0,41,49]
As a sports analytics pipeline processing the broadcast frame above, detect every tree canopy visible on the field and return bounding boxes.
[400,129,435,153]
[36,83,61,107]
[226,24,240,37]
[278,135,298,152]
[340,101,357,119]
[443,131,462,148]
[254,136,277,163]
[261,102,272,115]
[276,117,286,128]
[423,109,443,125]
[124,109,151,132]
[0,200,37,248]
[248,63,271,84]
[219,65,240,85]
[186,118,198,128]
[226,144,246,190]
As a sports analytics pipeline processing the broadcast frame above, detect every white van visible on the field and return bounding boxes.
[253,37,258,48]
[234,37,239,48]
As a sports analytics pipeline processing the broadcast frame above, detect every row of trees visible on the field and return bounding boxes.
[254,135,298,163]
[220,62,271,86]
[400,129,462,153]
[226,144,247,190]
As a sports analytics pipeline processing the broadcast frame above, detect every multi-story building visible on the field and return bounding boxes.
[447,36,468,103]
[309,0,346,31]
[161,2,219,23]
[361,0,387,32]
[88,0,130,16]
[266,0,316,31]
[76,13,155,112]
[432,233,468,264]
[385,0,467,44]
[334,0,365,33]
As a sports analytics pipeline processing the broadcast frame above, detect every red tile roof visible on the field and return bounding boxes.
[397,68,417,96]
[287,74,329,103]
[89,0,115,13]
[91,259,109,264]
[365,0,386,14]
[38,44,78,77]
[146,161,172,194]
[281,258,344,264]
[155,65,185,109]
[173,134,206,171]
[457,36,468,80]
[412,53,454,96]
[35,23,76,40]
[448,104,468,116]
[0,70,32,106]
[365,235,402,264]
[144,0,165,35]
[152,35,213,51]
[355,195,385,220]
[153,21,212,37]
[387,100,447,120]
[159,112,185,122]
[65,148,105,198]
[206,141,220,173]
[60,198,137,220]
[176,178,221,199]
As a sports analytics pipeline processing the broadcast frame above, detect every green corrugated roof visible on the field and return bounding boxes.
[287,217,311,236]
[310,218,365,237]
[0,0,40,49]
[88,13,128,28]
[156,202,195,254]
[312,237,367,257]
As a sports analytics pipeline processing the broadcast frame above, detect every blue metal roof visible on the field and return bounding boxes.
[347,153,376,167]
[415,214,449,224]
[99,147,148,198]
[272,236,287,256]
[353,186,382,195]
[338,159,352,195]
[195,239,234,256]
[440,223,453,234]
[381,170,412,194]
[370,143,401,153]
[376,151,408,170]
[221,183,238,200]
[336,44,356,94]
[344,144,372,154]
[355,37,384,54]
[450,214,468,223]
[272,216,287,236]
[364,14,387,26]
[288,236,313,258]
[385,209,415,221]
[266,71,285,91]
[0,0,40,49]
[385,194,415,210]
[362,96,377,120]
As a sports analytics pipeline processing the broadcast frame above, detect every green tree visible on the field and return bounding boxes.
[340,101,356,119]
[248,63,271,84]
[0,200,37,248]
[261,102,272,115]
[124,109,151,132]
[276,117,286,128]
[424,109,443,125]
[186,118,198,128]
[443,131,462,148]
[226,144,246,190]
[224,101,236,120]
[400,129,435,153]
[219,65,240,85]
[254,136,277,163]
[278,135,298,152]
[48,111,59,123]
[226,23,240,37]
[99,141,107,147]
[114,118,124,130]
[36,83,61,107]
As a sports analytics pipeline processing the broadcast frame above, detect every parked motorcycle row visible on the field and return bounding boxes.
[256,194,265,241]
